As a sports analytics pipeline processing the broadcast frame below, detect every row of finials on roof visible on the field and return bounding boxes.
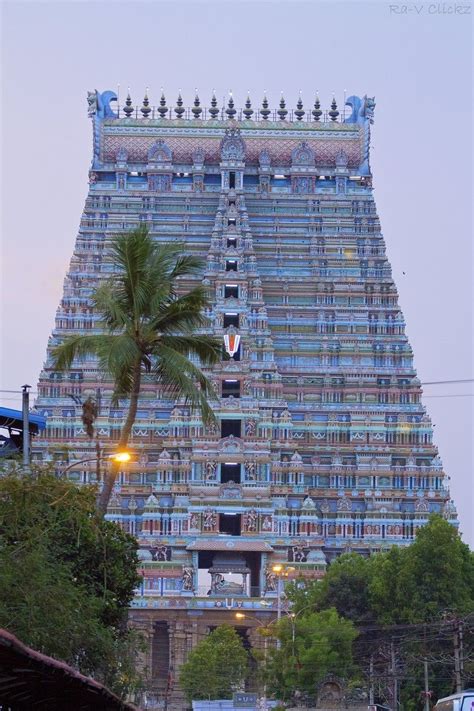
[120,90,342,121]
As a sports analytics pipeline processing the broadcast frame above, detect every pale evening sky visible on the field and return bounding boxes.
[0,0,472,546]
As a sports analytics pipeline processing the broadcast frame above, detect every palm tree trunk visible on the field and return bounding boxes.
[97,361,141,517]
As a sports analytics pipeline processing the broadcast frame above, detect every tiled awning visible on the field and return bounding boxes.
[187,539,273,552]
[0,628,138,710]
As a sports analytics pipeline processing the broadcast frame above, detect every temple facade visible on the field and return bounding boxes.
[34,89,457,707]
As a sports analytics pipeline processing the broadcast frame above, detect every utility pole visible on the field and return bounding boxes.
[454,621,462,693]
[369,655,375,706]
[276,574,283,650]
[21,384,31,468]
[423,659,430,711]
[391,641,398,711]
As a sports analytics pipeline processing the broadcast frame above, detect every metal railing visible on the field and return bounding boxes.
[195,586,262,598]
[110,105,352,124]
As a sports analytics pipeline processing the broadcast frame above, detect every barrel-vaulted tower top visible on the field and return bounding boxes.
[87,90,375,177]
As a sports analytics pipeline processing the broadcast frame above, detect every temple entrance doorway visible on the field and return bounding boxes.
[196,551,261,598]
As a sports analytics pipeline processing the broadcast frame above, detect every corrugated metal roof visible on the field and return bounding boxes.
[0,628,138,710]
[0,407,46,431]
[187,539,273,552]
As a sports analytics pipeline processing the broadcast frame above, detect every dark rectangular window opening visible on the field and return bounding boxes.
[227,237,237,247]
[225,285,239,299]
[219,513,241,536]
[221,419,241,438]
[228,219,236,227]
[222,380,240,398]
[229,172,236,189]
[226,260,237,272]
[221,463,241,483]
[223,313,239,328]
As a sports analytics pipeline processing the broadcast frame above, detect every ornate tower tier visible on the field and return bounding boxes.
[35,90,456,705]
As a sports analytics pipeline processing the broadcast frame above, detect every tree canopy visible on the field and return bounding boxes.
[290,517,474,625]
[179,625,248,701]
[287,517,474,708]
[0,468,143,696]
[51,226,221,514]
[264,608,358,702]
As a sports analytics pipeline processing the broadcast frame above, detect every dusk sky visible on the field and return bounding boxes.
[1,1,472,546]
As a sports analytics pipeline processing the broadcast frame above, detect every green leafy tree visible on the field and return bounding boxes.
[317,552,374,623]
[51,226,221,514]
[0,469,143,695]
[369,516,474,624]
[180,625,248,701]
[286,518,474,710]
[264,609,358,702]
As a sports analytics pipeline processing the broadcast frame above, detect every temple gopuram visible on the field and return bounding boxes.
[34,89,457,706]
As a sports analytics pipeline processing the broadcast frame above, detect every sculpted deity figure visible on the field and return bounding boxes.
[207,421,218,437]
[265,567,277,592]
[203,509,217,530]
[205,460,217,480]
[87,90,98,116]
[245,419,256,437]
[291,543,308,563]
[245,509,258,532]
[154,546,169,562]
[243,379,252,395]
[190,513,199,529]
[245,461,256,481]
[182,566,194,592]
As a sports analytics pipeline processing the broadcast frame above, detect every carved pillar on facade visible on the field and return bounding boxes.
[129,616,154,683]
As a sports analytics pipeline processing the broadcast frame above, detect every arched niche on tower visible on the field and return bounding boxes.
[220,128,246,192]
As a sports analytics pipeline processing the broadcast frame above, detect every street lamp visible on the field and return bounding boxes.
[60,450,131,477]
[271,564,295,649]
[272,565,295,619]
[235,613,275,700]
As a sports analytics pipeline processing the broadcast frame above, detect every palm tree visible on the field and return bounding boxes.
[52,226,221,516]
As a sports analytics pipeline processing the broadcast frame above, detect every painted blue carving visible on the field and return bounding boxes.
[335,149,349,168]
[89,90,118,170]
[97,90,118,119]
[344,95,375,125]
[344,95,376,177]
[116,146,128,163]
[87,90,118,119]
[148,140,172,163]
[291,141,315,168]
[259,150,271,169]
[220,128,246,161]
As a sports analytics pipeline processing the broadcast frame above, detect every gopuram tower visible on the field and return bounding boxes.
[35,89,457,705]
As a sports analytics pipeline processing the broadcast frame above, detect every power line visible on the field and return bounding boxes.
[421,379,474,386]
[423,394,473,399]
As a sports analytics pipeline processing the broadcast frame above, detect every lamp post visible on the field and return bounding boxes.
[60,450,131,478]
[21,384,31,468]
[271,564,295,647]
[235,613,274,700]
[236,602,317,706]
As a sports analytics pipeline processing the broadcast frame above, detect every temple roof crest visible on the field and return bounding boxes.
[220,128,246,161]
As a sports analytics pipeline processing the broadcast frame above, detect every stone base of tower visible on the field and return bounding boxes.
[129,607,270,710]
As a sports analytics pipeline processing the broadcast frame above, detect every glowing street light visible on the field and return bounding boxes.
[114,451,131,463]
[60,450,132,477]
[271,564,296,648]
